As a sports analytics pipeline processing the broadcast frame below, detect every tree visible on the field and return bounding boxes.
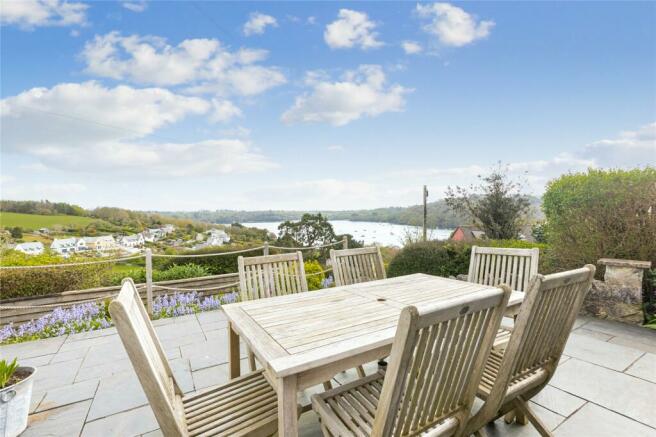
[10,227,23,239]
[445,166,531,239]
[277,213,336,247]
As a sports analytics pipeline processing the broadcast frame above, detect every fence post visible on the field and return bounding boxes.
[145,248,153,315]
[263,242,269,256]
[342,236,348,250]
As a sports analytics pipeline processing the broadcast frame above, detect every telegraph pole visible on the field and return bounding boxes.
[422,185,428,241]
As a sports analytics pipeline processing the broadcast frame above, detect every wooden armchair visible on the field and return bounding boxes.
[465,265,596,437]
[330,246,386,287]
[312,286,511,437]
[109,279,279,436]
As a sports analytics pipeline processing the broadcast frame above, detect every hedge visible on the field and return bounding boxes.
[387,240,548,279]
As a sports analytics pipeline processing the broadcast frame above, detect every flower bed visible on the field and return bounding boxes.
[1,291,238,345]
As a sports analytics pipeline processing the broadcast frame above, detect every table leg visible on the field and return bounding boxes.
[278,375,298,437]
[228,322,240,379]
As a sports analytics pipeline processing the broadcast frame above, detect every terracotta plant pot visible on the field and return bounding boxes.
[0,366,36,437]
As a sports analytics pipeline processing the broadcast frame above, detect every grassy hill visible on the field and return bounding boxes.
[0,212,102,230]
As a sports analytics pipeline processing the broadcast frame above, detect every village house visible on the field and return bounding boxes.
[449,225,487,242]
[161,224,175,234]
[83,235,117,253]
[50,237,86,255]
[143,228,165,242]
[118,233,145,248]
[14,241,44,255]
[207,228,230,243]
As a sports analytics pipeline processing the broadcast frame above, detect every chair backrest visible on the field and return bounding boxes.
[372,286,511,437]
[467,246,540,292]
[330,246,386,287]
[238,251,308,301]
[485,265,595,411]
[109,279,186,436]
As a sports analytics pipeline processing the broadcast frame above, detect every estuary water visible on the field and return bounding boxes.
[242,220,453,247]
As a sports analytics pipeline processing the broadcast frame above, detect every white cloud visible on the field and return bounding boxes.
[307,16,316,25]
[582,122,656,168]
[282,65,411,126]
[324,9,383,50]
[1,81,276,177]
[0,0,87,29]
[243,12,277,36]
[122,1,147,13]
[81,32,286,96]
[327,144,345,151]
[416,2,494,47]
[402,40,423,54]
[210,99,242,123]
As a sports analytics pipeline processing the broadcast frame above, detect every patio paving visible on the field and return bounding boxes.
[2,310,655,437]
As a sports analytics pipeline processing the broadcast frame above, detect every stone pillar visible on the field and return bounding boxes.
[581,258,652,325]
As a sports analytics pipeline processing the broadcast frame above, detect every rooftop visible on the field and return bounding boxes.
[4,310,655,437]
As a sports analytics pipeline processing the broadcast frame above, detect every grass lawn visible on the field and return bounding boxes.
[0,212,102,230]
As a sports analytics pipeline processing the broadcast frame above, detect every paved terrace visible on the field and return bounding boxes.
[2,310,656,437]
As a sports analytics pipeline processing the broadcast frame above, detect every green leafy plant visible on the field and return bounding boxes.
[0,358,19,388]
[304,260,325,291]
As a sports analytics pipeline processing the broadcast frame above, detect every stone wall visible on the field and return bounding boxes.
[580,258,652,325]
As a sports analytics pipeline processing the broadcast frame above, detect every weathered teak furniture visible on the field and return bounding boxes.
[238,252,308,301]
[468,246,540,293]
[465,265,596,437]
[330,246,386,287]
[312,287,511,436]
[238,252,308,371]
[223,273,525,436]
[330,246,386,378]
[109,279,279,437]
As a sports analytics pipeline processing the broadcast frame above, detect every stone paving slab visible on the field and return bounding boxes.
[3,311,655,436]
[554,402,656,437]
[550,357,656,429]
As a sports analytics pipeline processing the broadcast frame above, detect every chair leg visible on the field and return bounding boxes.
[513,398,552,437]
[323,380,333,390]
[503,410,515,424]
[248,349,256,372]
[356,365,366,378]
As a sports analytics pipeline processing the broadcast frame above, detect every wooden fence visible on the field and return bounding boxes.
[0,273,239,325]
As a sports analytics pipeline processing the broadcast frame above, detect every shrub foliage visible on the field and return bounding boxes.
[542,168,656,271]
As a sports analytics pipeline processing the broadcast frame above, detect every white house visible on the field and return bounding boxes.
[51,238,78,255]
[118,234,145,248]
[143,228,165,242]
[206,229,230,244]
[15,242,44,255]
[161,224,175,234]
[83,236,117,253]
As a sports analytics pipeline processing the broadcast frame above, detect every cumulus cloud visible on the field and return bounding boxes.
[122,1,147,13]
[416,2,494,47]
[210,99,242,123]
[402,40,423,54]
[81,32,286,96]
[0,81,276,177]
[324,9,383,50]
[243,12,277,36]
[282,65,411,126]
[582,122,656,168]
[0,0,87,29]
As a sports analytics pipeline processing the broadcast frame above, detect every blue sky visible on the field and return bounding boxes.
[1,1,654,211]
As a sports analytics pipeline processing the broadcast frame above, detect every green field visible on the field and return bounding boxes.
[0,212,100,229]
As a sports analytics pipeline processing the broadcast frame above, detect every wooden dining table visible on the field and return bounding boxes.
[222,273,524,436]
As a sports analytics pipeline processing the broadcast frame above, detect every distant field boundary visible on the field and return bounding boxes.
[0,212,103,229]
[0,273,240,326]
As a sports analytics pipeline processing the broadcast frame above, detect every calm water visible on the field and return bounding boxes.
[241,220,453,247]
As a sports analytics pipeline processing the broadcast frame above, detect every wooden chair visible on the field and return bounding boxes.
[312,286,512,437]
[238,252,308,372]
[465,265,596,437]
[109,279,279,437]
[238,252,308,301]
[468,246,540,293]
[330,246,386,287]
